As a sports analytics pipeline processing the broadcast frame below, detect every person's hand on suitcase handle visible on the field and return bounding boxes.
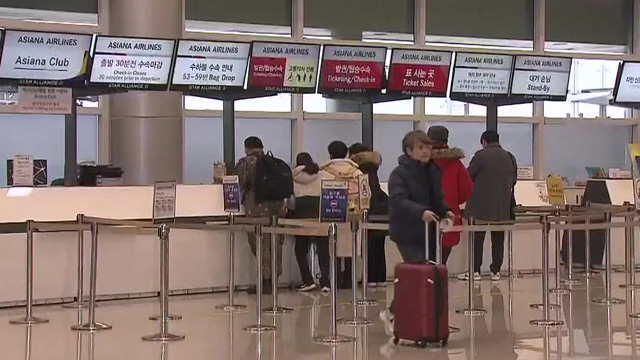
[422,210,455,224]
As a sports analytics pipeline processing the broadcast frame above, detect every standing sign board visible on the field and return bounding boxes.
[510,55,572,101]
[386,49,451,97]
[170,40,250,92]
[358,174,371,210]
[319,45,386,95]
[90,36,176,90]
[247,42,321,93]
[450,52,514,100]
[0,30,92,87]
[320,180,349,223]
[628,144,640,210]
[153,181,177,223]
[222,175,241,213]
[12,154,33,187]
[546,175,566,206]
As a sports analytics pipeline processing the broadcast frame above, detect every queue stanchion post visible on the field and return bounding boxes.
[592,212,625,306]
[62,214,89,309]
[456,218,486,316]
[508,228,515,280]
[438,221,460,333]
[314,223,355,345]
[338,220,371,326]
[143,224,185,341]
[530,215,563,327]
[562,207,580,286]
[550,207,570,294]
[244,225,276,333]
[620,206,640,289]
[10,220,49,325]
[263,216,292,315]
[72,221,111,331]
[216,212,247,311]
[358,210,377,307]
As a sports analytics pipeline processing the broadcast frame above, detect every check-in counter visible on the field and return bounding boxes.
[0,185,302,304]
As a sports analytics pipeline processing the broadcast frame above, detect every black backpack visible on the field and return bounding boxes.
[253,151,294,203]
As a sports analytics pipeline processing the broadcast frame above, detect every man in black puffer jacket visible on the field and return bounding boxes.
[379,130,453,334]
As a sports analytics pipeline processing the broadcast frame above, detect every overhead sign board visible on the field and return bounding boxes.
[0,30,91,87]
[387,49,451,97]
[247,42,321,93]
[510,55,572,101]
[170,40,249,92]
[89,36,176,90]
[319,45,386,95]
[450,52,514,100]
[613,62,640,104]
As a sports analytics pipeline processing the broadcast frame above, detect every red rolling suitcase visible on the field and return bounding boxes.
[392,223,449,348]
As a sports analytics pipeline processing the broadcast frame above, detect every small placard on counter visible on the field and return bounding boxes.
[222,175,241,213]
[12,154,33,187]
[517,166,534,180]
[320,180,349,223]
[153,181,176,223]
[546,175,566,206]
[358,174,371,210]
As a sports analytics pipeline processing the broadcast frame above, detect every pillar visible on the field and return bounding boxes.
[108,0,183,185]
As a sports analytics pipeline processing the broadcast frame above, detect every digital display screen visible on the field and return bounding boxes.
[387,49,451,97]
[450,52,514,99]
[248,42,321,93]
[319,45,386,95]
[510,55,571,101]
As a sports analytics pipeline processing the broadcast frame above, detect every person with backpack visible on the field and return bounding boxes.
[348,143,389,286]
[427,126,473,265]
[292,152,331,293]
[380,130,453,334]
[319,140,363,289]
[235,136,291,294]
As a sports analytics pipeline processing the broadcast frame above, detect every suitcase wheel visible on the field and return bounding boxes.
[418,340,427,348]
[442,337,449,347]
[393,337,399,345]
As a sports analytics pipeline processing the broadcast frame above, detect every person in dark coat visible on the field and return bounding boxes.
[379,130,453,334]
[461,130,517,282]
[427,126,473,265]
[349,143,389,286]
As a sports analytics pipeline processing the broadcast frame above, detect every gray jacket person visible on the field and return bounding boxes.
[460,130,517,282]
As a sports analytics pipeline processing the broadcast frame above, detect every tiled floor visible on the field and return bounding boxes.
[0,274,639,360]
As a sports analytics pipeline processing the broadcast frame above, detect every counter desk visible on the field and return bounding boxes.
[0,185,302,304]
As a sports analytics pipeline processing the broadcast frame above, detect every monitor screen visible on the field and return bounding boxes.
[510,55,571,101]
[450,52,514,99]
[0,30,92,87]
[89,35,176,90]
[319,45,386,95]
[170,40,249,92]
[387,49,451,97]
[613,62,640,104]
[247,42,321,93]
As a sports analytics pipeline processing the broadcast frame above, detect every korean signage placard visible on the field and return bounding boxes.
[387,49,451,97]
[247,42,321,93]
[0,30,91,87]
[0,86,72,114]
[320,180,349,223]
[545,175,566,206]
[510,55,572,101]
[222,175,241,213]
[12,154,34,187]
[153,181,177,223]
[90,36,176,90]
[614,62,640,104]
[451,52,514,99]
[319,45,386,95]
[170,40,249,92]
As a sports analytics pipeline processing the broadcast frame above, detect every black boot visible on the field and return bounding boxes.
[247,279,273,295]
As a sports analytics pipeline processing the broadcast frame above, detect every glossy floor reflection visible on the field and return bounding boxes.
[0,274,639,360]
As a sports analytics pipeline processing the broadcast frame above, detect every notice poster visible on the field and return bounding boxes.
[319,45,386,95]
[0,86,72,114]
[153,181,177,223]
[320,180,349,223]
[510,55,572,101]
[358,174,372,210]
[545,175,566,206]
[171,40,249,92]
[451,52,514,99]
[247,42,320,93]
[90,36,176,90]
[222,175,241,213]
[614,62,640,104]
[517,166,535,180]
[12,154,33,187]
[0,30,92,87]
[628,144,640,210]
[387,49,451,97]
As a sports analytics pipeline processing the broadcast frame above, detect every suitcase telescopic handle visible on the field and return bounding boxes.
[425,221,442,264]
